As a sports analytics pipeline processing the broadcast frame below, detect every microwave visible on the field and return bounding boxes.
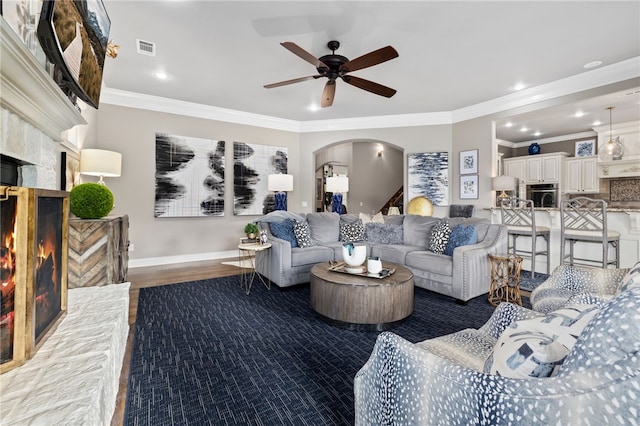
[526,184,558,208]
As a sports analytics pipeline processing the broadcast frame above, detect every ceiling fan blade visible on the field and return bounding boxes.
[321,81,336,108]
[342,75,396,98]
[340,45,398,73]
[264,75,322,88]
[281,41,329,69]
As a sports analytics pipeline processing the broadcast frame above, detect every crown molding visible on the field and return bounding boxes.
[101,56,640,133]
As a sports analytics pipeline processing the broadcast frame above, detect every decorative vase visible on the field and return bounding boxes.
[367,257,383,274]
[342,243,367,271]
[528,143,541,155]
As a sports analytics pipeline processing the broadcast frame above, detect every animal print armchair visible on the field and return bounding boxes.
[354,271,640,425]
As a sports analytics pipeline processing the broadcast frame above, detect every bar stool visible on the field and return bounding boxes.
[560,197,620,268]
[500,198,550,279]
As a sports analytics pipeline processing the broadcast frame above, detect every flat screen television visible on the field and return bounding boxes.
[37,0,110,109]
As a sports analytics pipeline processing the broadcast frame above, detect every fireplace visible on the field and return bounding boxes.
[0,186,68,373]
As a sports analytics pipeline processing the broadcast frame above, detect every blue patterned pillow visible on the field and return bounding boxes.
[293,220,314,248]
[428,220,451,254]
[269,220,298,247]
[484,304,599,378]
[365,223,403,245]
[443,224,478,256]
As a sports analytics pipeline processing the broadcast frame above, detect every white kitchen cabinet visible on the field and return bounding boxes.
[526,153,567,183]
[503,158,526,183]
[565,156,599,193]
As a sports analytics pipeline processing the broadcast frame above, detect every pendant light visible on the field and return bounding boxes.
[598,106,624,161]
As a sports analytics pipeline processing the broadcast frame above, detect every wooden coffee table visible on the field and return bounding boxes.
[310,261,414,331]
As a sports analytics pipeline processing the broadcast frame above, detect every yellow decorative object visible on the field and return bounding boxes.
[406,196,434,216]
[106,41,120,59]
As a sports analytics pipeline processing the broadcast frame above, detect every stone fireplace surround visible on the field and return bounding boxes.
[0,18,85,189]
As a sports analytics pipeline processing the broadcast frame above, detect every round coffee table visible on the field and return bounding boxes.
[310,261,414,331]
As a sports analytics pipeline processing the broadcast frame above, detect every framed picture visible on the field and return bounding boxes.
[575,139,596,157]
[460,175,478,199]
[459,149,478,174]
[60,152,80,191]
[407,152,449,206]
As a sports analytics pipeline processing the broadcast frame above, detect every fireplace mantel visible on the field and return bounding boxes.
[0,18,86,141]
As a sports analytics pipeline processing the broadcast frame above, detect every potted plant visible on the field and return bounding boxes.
[244,223,259,239]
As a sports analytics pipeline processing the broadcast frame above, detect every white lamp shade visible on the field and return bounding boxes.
[267,174,293,192]
[492,175,517,191]
[326,176,349,193]
[80,149,122,177]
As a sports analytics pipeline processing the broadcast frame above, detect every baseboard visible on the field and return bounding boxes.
[129,250,237,268]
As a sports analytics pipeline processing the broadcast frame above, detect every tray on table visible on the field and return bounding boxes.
[327,262,395,279]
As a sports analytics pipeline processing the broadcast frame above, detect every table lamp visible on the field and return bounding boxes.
[80,149,122,185]
[268,174,293,211]
[325,176,349,214]
[492,175,517,203]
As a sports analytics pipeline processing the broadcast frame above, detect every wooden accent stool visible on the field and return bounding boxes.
[310,262,414,331]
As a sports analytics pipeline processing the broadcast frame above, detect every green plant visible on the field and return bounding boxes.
[244,223,259,235]
[69,183,114,219]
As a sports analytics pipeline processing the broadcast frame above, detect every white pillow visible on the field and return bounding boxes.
[359,212,385,225]
[484,304,599,378]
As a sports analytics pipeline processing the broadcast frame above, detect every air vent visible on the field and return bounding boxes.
[136,39,156,56]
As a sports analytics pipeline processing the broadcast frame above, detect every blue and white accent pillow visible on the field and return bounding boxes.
[428,220,452,254]
[339,220,365,242]
[484,304,599,378]
[293,220,314,248]
[269,219,298,247]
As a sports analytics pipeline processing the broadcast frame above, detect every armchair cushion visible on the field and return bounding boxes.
[559,286,640,375]
[484,304,599,378]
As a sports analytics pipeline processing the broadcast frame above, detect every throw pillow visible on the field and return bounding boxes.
[269,220,298,247]
[293,220,314,248]
[428,220,452,254]
[365,223,403,245]
[371,212,385,223]
[443,224,478,256]
[483,304,599,379]
[359,212,372,225]
[558,286,640,376]
[339,220,365,242]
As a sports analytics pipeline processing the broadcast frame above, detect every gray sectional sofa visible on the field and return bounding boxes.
[255,211,508,303]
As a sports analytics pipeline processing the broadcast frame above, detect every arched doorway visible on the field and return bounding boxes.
[314,140,403,214]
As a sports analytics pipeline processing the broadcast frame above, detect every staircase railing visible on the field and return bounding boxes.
[377,186,403,214]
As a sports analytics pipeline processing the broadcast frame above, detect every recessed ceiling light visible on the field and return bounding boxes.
[308,103,320,112]
[520,127,528,132]
[513,83,526,91]
[593,120,602,126]
[534,131,541,137]
[154,71,169,80]
[583,60,603,69]
[504,122,513,128]
[574,111,585,118]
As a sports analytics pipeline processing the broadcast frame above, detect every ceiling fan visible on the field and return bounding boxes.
[264,40,399,107]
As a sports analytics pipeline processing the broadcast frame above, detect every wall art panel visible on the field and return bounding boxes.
[407,152,449,206]
[155,133,225,217]
[234,142,288,215]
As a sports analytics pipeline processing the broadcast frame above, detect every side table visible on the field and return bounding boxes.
[238,241,272,294]
[488,253,523,306]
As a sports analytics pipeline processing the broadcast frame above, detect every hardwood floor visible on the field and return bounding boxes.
[110,258,241,426]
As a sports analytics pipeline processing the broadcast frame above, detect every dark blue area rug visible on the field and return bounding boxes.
[519,270,550,292]
[125,276,500,425]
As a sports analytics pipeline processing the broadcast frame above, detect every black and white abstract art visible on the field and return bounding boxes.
[234,142,288,215]
[155,133,226,217]
[407,152,449,206]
